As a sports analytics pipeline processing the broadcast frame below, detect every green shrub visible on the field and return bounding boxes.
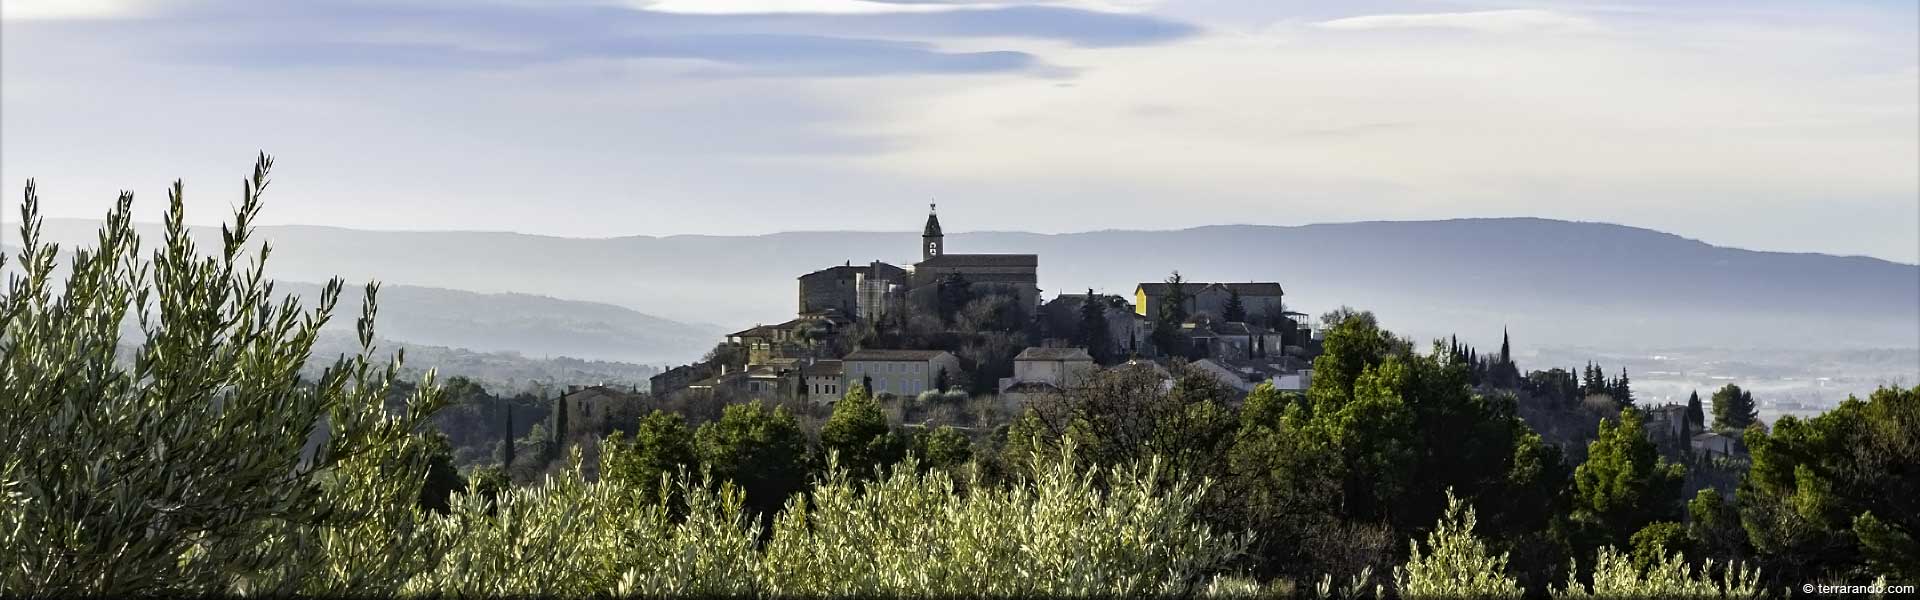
[408,451,761,597]
[760,440,1244,597]
[1392,490,1523,599]
[1553,545,1760,599]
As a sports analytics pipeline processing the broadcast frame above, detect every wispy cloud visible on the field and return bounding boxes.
[1314,9,1601,34]
[4,0,1914,262]
[8,0,1194,76]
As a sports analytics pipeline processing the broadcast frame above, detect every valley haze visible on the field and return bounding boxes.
[28,215,1918,409]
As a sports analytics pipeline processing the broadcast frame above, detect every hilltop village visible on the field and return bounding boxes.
[644,206,1322,407]
[507,207,1764,490]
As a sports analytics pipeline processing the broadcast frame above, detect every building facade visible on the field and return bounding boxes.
[1135,282,1285,324]
[841,349,962,397]
[799,261,907,320]
[1000,347,1096,393]
[908,206,1041,312]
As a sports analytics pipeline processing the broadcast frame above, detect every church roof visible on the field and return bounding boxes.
[917,254,1038,268]
[923,211,942,237]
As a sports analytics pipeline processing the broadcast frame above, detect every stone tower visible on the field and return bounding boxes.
[922,203,944,261]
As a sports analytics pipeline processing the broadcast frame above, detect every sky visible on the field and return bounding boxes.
[3,0,1916,263]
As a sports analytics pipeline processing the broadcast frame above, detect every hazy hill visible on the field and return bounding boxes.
[304,331,660,395]
[271,281,721,365]
[33,217,1920,355]
[0,241,716,366]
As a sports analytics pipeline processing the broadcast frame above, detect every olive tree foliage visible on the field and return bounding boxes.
[759,440,1246,597]
[409,450,762,597]
[0,156,447,596]
[399,440,1244,597]
[1392,491,1524,600]
[1552,546,1760,599]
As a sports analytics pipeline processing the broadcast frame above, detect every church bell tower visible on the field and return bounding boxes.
[922,202,944,261]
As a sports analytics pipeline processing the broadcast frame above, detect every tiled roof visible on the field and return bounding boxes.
[1221,282,1285,296]
[1003,381,1064,394]
[917,254,1038,268]
[562,385,635,398]
[1135,282,1285,296]
[1015,347,1094,362]
[844,349,953,361]
[730,324,782,338]
[799,265,862,280]
[802,360,844,377]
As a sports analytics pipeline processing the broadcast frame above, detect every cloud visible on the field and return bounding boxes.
[0,0,149,19]
[7,0,1191,76]
[1314,9,1601,34]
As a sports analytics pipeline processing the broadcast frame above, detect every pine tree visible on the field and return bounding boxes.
[1710,384,1758,432]
[1159,271,1190,325]
[1574,408,1686,545]
[821,384,902,478]
[1613,367,1634,407]
[1222,288,1247,322]
[1150,271,1190,356]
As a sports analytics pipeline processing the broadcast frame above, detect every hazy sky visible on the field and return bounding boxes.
[4,0,1916,262]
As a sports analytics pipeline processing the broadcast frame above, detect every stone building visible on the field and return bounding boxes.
[1135,282,1284,325]
[999,347,1096,393]
[801,359,845,400]
[557,385,643,440]
[908,206,1040,312]
[727,315,841,366]
[798,261,907,320]
[1039,292,1146,356]
[841,349,962,398]
[649,365,694,397]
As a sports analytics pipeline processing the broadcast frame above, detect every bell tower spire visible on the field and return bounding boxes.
[922,201,944,261]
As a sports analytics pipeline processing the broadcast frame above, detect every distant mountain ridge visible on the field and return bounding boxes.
[31,216,1920,353]
[268,281,721,366]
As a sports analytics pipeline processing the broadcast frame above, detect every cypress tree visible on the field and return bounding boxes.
[500,402,516,469]
[552,393,569,461]
[1075,289,1112,363]
[1684,390,1705,429]
[1222,288,1247,322]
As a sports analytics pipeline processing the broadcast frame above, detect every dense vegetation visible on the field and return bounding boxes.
[3,159,1914,597]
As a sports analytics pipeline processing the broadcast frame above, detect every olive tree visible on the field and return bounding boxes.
[0,156,446,596]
